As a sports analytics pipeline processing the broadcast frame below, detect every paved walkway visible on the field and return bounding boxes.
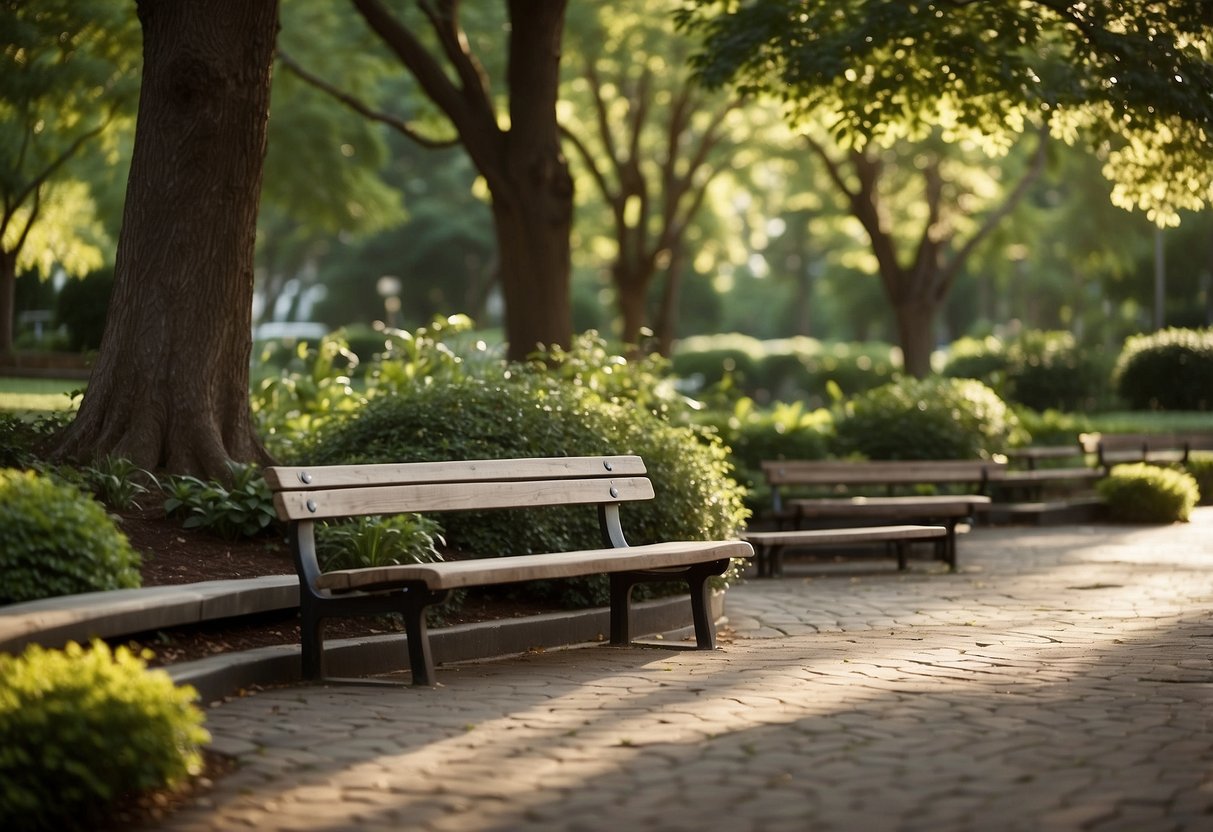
[160,511,1213,832]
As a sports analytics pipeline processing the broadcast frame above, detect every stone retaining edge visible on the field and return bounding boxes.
[170,591,726,702]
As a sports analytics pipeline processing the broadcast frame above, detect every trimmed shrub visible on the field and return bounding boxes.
[1004,330,1105,412]
[0,640,209,832]
[0,469,140,604]
[1114,328,1213,411]
[308,375,748,607]
[1096,463,1199,523]
[834,377,1021,460]
[1185,451,1213,506]
[941,335,1009,389]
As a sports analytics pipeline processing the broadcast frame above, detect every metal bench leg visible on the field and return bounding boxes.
[400,587,450,686]
[609,572,635,645]
[687,563,719,649]
[300,599,325,681]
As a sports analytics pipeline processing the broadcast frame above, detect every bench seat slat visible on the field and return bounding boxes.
[315,539,751,593]
[274,476,656,521]
[266,455,645,491]
[788,494,991,519]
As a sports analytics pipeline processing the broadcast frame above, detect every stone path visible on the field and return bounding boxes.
[159,511,1213,831]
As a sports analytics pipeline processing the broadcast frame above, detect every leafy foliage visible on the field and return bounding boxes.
[316,514,444,572]
[307,368,749,607]
[161,463,277,541]
[834,377,1021,460]
[678,0,1213,224]
[1096,463,1199,523]
[0,640,208,832]
[0,413,71,469]
[1185,452,1213,506]
[1004,330,1107,412]
[673,333,899,406]
[698,398,833,512]
[1114,327,1213,411]
[0,468,140,604]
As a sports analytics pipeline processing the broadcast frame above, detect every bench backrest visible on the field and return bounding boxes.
[760,459,1005,513]
[1078,432,1212,465]
[761,459,1005,487]
[265,455,653,522]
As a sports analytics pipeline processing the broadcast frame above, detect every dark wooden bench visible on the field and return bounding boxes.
[760,460,999,569]
[266,455,753,686]
[996,444,1104,502]
[1079,432,1213,471]
[745,524,949,576]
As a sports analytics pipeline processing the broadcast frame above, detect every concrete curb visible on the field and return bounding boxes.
[0,576,299,653]
[171,591,726,702]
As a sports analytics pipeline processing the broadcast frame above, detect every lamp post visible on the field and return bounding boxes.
[376,275,402,329]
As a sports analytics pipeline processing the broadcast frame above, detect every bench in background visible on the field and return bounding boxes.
[1079,432,1213,471]
[759,460,998,569]
[266,456,753,686]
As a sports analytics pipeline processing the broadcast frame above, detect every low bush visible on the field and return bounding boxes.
[1096,463,1199,523]
[0,640,209,832]
[1114,328,1213,411]
[834,376,1021,460]
[308,374,748,608]
[1004,330,1105,412]
[1184,452,1213,506]
[0,468,140,604]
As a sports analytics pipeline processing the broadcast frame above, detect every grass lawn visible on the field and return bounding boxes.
[0,377,84,413]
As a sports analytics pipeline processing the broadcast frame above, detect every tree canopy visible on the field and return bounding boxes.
[678,0,1213,226]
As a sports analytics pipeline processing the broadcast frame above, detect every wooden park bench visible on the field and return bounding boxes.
[744,524,949,577]
[1079,432,1213,471]
[266,456,753,686]
[759,459,998,569]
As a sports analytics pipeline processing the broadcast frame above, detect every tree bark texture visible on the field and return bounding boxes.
[54,0,278,478]
[492,0,572,359]
[349,0,572,361]
[0,250,15,355]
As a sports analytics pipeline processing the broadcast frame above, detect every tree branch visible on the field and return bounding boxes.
[349,0,482,134]
[277,50,458,149]
[940,127,1050,291]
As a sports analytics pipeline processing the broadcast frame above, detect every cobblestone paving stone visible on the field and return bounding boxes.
[160,510,1213,832]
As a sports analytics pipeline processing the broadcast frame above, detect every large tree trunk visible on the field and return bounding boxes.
[493,0,572,359]
[614,259,649,349]
[54,0,278,479]
[892,296,939,379]
[0,250,14,355]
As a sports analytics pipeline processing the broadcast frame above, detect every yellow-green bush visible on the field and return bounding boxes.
[1184,451,1213,505]
[0,641,210,832]
[0,469,140,604]
[1095,463,1199,523]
